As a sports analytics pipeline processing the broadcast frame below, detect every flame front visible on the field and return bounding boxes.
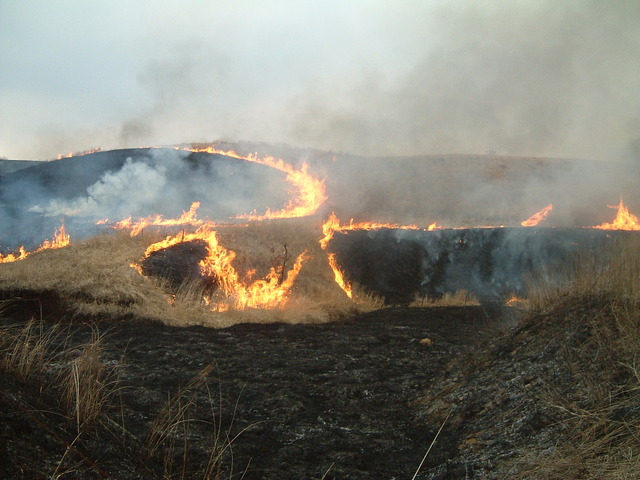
[99,201,205,236]
[0,225,70,263]
[138,225,307,311]
[521,203,553,227]
[185,146,327,220]
[320,212,430,298]
[593,198,640,231]
[327,253,353,298]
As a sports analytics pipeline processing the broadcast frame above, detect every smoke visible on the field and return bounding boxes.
[29,148,288,221]
[1,1,639,161]
[34,157,170,218]
[286,1,640,160]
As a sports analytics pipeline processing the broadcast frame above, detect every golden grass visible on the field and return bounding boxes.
[0,219,387,328]
[0,317,66,380]
[60,326,121,433]
[409,290,480,308]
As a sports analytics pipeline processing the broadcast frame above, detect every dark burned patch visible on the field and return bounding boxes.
[0,289,67,322]
[140,239,217,293]
[329,227,634,304]
[0,306,505,479]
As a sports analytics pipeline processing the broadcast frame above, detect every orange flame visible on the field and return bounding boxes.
[320,212,423,249]
[98,201,205,236]
[593,198,640,231]
[137,225,307,310]
[319,212,422,298]
[327,253,352,299]
[505,295,527,307]
[183,146,327,220]
[55,147,102,160]
[0,225,70,263]
[521,203,553,227]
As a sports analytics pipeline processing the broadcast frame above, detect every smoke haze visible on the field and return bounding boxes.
[1,1,639,160]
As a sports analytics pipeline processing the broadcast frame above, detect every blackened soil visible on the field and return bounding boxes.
[0,306,506,479]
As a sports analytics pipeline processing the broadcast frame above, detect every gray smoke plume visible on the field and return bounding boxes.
[2,2,639,161]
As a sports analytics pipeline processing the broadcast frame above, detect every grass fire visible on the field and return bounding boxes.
[0,143,639,479]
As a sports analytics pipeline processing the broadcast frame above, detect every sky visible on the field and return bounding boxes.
[1,0,639,160]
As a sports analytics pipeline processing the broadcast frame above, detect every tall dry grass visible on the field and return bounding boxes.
[60,326,122,433]
[516,236,640,479]
[0,317,66,381]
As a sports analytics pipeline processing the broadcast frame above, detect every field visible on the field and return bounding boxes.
[0,148,639,478]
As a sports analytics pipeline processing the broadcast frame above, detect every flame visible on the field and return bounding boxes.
[327,253,352,298]
[521,203,553,227]
[35,224,70,251]
[137,225,307,310]
[98,201,205,236]
[320,212,421,250]
[0,225,70,263]
[55,147,102,160]
[505,295,527,307]
[319,212,422,297]
[427,221,440,231]
[183,146,327,220]
[0,246,28,263]
[593,198,640,231]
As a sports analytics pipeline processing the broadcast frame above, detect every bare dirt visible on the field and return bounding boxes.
[0,305,509,479]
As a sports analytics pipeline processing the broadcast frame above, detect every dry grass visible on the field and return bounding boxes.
[0,219,388,328]
[144,363,243,479]
[59,326,121,433]
[514,236,640,479]
[409,290,480,308]
[0,318,120,432]
[0,316,66,381]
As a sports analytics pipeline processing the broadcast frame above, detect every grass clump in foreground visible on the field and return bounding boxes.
[0,317,237,479]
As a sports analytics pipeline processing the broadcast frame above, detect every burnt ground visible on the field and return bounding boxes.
[0,305,513,480]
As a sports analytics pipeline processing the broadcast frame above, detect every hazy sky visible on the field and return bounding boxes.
[1,1,639,160]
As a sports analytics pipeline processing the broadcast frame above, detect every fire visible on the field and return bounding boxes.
[427,221,440,231]
[55,147,102,160]
[137,225,308,310]
[184,146,327,220]
[0,225,70,263]
[505,295,528,307]
[319,212,422,298]
[35,224,70,251]
[0,246,28,263]
[521,203,553,227]
[593,198,640,231]
[327,253,353,299]
[98,201,205,236]
[320,212,420,250]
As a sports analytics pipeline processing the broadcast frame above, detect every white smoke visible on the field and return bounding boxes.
[33,157,168,218]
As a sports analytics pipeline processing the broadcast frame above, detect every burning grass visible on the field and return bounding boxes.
[0,219,383,328]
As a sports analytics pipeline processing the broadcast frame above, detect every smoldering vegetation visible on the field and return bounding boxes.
[0,148,288,250]
[329,227,632,304]
[0,144,638,307]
